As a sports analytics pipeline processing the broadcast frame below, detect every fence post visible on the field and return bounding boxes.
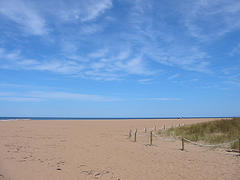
[150,131,153,146]
[163,124,165,130]
[144,128,147,133]
[239,137,240,155]
[134,129,137,142]
[154,125,156,132]
[129,129,132,139]
[181,137,184,151]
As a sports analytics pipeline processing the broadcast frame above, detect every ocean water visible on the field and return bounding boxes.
[0,116,231,121]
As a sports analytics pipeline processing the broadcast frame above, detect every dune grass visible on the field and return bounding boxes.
[158,117,240,149]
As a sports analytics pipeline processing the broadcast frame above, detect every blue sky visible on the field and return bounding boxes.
[0,0,240,117]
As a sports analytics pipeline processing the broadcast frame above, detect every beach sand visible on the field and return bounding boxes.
[0,118,239,180]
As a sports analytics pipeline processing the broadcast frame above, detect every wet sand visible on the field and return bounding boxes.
[0,118,239,180]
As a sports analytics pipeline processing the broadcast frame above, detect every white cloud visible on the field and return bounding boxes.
[0,48,21,61]
[0,0,113,36]
[60,40,78,54]
[115,50,131,60]
[79,24,103,34]
[32,60,84,74]
[89,48,108,58]
[182,0,240,40]
[126,0,212,73]
[140,97,181,101]
[144,44,211,73]
[3,0,237,82]
[222,67,240,87]
[168,74,179,80]
[0,0,48,35]
[115,56,153,75]
[0,91,121,102]
[0,97,42,102]
[230,44,240,56]
[138,78,152,84]
[82,0,112,22]
[51,0,112,22]
[0,46,154,80]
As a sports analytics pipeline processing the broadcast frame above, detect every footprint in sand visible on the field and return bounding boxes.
[0,174,4,180]
[78,165,111,179]
[56,160,65,171]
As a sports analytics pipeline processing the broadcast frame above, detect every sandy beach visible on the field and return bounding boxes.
[0,118,239,180]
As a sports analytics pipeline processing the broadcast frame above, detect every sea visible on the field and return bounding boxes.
[0,116,232,121]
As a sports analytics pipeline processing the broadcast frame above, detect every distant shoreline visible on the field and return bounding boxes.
[0,116,235,121]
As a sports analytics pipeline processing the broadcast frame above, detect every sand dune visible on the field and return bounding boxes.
[0,118,239,180]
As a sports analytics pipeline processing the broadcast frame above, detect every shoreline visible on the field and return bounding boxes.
[0,117,233,121]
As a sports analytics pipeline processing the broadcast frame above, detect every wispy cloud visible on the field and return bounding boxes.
[0,46,155,80]
[222,67,240,87]
[0,0,48,35]
[230,43,240,56]
[0,0,113,36]
[48,0,112,22]
[182,0,240,40]
[89,48,108,58]
[81,0,112,22]
[115,56,153,75]
[138,78,152,84]
[0,48,21,60]
[124,0,212,73]
[1,0,239,83]
[0,91,121,102]
[0,97,42,102]
[140,97,181,101]
[79,24,103,34]
[114,50,131,61]
[168,74,179,80]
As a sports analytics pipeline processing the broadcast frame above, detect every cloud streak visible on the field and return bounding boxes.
[182,0,240,40]
[0,0,239,82]
[0,91,121,102]
[0,0,48,35]
[140,98,181,101]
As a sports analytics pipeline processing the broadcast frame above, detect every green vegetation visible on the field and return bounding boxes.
[158,117,240,149]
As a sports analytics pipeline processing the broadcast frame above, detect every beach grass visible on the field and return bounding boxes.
[158,117,240,149]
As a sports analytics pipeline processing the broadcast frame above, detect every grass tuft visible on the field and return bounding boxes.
[158,117,240,149]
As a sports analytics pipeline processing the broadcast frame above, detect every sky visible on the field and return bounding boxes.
[0,0,240,117]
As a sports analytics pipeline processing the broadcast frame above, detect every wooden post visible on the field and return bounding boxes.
[129,129,132,139]
[179,123,181,127]
[144,128,146,133]
[154,125,156,132]
[134,129,137,142]
[163,124,165,130]
[150,131,153,146]
[181,137,184,151]
[239,137,240,154]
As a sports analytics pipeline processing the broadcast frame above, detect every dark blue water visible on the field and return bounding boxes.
[0,116,233,120]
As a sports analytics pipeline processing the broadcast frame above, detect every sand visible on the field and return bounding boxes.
[0,118,239,180]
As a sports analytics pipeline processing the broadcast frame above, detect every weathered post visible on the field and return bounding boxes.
[134,129,137,142]
[150,131,153,146]
[163,124,165,130]
[154,125,156,132]
[144,128,147,133]
[181,137,184,151]
[239,137,240,155]
[129,129,132,139]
